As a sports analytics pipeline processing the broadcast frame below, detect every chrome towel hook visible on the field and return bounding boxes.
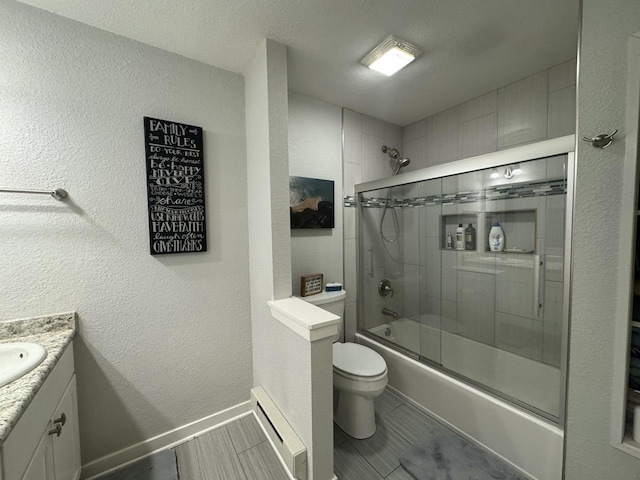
[582,129,618,149]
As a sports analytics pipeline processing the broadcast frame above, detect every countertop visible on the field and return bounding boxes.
[0,312,76,443]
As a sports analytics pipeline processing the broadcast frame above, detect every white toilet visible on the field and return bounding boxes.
[301,289,388,439]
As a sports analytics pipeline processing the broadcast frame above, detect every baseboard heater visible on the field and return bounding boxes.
[251,386,307,480]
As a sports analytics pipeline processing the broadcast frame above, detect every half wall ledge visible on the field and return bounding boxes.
[268,297,340,342]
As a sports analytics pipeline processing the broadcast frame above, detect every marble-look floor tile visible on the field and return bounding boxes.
[334,441,384,480]
[374,387,405,416]
[227,414,266,454]
[98,450,178,480]
[348,418,412,477]
[238,441,289,480]
[175,427,246,480]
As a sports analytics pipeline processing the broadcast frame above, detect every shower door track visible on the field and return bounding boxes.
[355,135,574,192]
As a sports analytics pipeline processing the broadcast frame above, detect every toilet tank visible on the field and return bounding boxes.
[302,290,346,315]
[300,290,346,339]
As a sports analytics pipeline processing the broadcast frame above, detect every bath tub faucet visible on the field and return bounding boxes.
[382,308,398,320]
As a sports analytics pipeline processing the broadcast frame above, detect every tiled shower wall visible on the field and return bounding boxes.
[342,59,576,347]
[342,111,403,341]
[401,58,576,170]
[433,159,567,368]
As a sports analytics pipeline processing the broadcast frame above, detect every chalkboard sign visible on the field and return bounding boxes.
[144,117,207,255]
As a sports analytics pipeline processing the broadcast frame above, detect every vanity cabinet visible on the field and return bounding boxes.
[22,377,80,480]
[1,343,81,480]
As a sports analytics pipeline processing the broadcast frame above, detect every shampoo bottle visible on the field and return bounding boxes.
[446,232,453,249]
[456,224,464,250]
[465,223,476,250]
[489,222,504,252]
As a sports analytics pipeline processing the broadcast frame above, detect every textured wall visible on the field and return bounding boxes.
[565,1,640,478]
[246,40,335,480]
[287,92,342,477]
[0,1,252,465]
[288,92,344,298]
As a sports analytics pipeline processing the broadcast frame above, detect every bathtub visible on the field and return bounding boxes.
[361,318,563,480]
[368,317,560,416]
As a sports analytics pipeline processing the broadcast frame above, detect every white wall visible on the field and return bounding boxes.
[288,92,343,297]
[245,41,334,480]
[0,1,252,465]
[287,92,342,477]
[565,1,640,477]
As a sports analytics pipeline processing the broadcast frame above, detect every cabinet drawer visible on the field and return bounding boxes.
[1,343,74,480]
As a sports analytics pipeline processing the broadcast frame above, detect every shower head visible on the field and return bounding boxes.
[381,145,400,160]
[382,145,410,175]
[392,157,411,175]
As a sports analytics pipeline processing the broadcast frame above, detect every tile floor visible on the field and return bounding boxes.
[98,387,517,480]
[336,387,528,480]
[98,414,288,480]
[334,388,419,480]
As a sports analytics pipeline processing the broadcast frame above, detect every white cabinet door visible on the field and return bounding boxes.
[51,376,81,480]
[22,429,54,480]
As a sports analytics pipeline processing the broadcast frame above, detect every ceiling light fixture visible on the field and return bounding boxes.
[512,164,522,175]
[490,168,500,179]
[361,36,422,76]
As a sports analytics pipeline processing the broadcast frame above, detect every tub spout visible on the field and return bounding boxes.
[382,308,398,320]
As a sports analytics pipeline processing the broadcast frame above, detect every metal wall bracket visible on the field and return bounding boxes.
[582,129,618,149]
[0,188,68,200]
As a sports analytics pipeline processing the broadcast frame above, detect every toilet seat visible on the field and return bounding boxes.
[333,366,387,383]
[333,342,386,377]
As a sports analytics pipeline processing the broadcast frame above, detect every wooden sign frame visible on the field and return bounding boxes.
[300,273,323,297]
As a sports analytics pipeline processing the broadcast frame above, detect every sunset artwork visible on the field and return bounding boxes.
[289,176,335,229]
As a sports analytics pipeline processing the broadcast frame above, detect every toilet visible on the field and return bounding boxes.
[301,289,388,439]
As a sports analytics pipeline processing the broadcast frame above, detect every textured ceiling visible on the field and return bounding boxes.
[16,0,579,126]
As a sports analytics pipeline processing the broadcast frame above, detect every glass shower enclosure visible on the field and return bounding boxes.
[356,138,573,422]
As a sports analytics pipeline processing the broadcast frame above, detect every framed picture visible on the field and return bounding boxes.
[144,117,206,255]
[289,176,335,229]
[300,273,323,297]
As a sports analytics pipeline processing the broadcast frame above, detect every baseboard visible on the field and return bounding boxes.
[81,400,252,479]
[251,386,307,480]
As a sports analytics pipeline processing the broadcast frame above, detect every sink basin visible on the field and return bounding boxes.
[0,343,47,388]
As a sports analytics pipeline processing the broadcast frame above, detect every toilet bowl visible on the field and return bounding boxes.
[333,342,387,438]
[299,290,388,439]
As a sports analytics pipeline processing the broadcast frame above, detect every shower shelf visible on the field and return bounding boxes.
[440,209,537,253]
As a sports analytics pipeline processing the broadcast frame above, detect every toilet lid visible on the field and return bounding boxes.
[333,343,386,377]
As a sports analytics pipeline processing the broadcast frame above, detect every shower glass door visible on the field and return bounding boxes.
[358,181,442,361]
[358,153,569,421]
[427,156,567,419]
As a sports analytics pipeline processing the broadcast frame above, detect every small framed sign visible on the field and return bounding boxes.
[300,273,323,297]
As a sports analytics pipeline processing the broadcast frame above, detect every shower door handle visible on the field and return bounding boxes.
[533,255,543,317]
